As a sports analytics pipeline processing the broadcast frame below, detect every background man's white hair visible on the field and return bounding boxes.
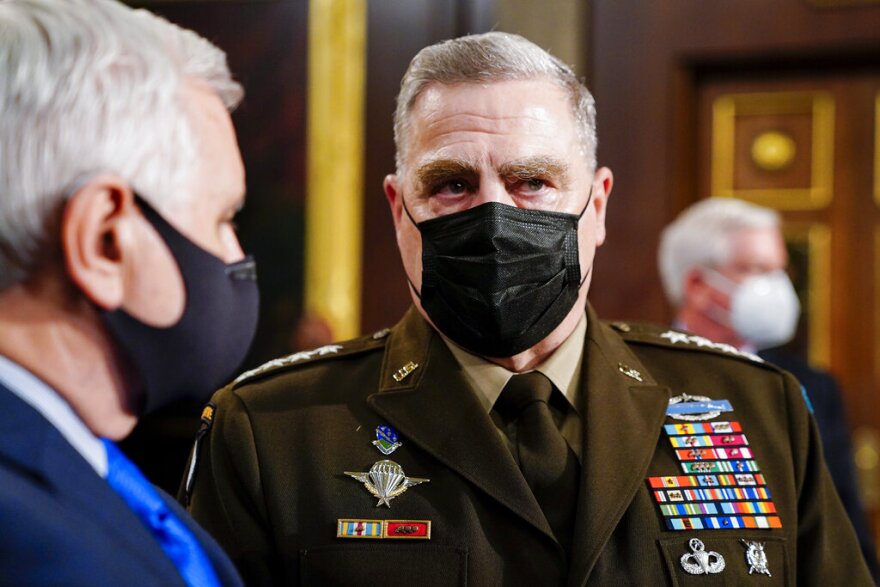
[393,31,597,173]
[658,197,780,307]
[0,0,242,290]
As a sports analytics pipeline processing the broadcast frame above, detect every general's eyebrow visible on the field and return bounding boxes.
[498,156,570,189]
[416,158,480,189]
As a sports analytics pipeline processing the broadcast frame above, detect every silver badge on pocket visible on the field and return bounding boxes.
[680,538,725,575]
[742,540,772,576]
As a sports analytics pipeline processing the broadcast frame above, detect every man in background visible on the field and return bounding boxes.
[0,1,258,584]
[659,196,878,580]
[186,33,870,584]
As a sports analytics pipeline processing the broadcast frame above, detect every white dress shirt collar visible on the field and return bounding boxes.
[0,353,107,477]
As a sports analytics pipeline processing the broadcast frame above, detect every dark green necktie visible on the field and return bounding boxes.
[495,372,580,556]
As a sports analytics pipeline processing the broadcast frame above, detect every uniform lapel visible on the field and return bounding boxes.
[567,306,671,585]
[368,308,555,542]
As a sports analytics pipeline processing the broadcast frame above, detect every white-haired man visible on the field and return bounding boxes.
[659,196,879,580]
[0,1,258,585]
[186,33,870,584]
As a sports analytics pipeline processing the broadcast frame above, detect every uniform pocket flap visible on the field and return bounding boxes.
[300,544,467,586]
[659,535,789,586]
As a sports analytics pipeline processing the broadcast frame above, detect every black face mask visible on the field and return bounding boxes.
[404,192,592,357]
[101,196,259,415]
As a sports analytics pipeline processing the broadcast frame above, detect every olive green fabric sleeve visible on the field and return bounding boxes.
[183,388,279,586]
[783,370,872,582]
[176,311,874,585]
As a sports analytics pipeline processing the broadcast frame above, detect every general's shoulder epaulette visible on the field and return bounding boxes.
[232,328,391,387]
[606,321,770,367]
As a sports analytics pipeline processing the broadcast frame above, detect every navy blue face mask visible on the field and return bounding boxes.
[404,191,592,358]
[101,195,259,415]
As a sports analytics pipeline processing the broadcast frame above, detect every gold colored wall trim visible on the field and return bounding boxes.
[874,93,880,207]
[712,91,835,210]
[875,227,880,381]
[785,223,832,369]
[806,223,832,369]
[305,0,366,339]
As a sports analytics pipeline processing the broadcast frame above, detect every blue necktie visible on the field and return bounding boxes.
[101,439,221,587]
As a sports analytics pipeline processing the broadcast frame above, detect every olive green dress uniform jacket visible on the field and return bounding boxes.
[184,305,872,586]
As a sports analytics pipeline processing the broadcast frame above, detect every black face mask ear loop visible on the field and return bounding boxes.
[575,185,595,290]
[400,196,424,300]
[576,184,594,221]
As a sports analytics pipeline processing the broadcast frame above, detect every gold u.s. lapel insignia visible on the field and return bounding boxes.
[345,460,429,507]
[393,361,419,382]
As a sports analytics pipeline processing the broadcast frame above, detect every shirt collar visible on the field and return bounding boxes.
[0,353,107,477]
[443,314,587,413]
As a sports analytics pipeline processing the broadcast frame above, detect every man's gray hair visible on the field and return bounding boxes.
[658,198,780,307]
[393,32,597,173]
[0,0,242,290]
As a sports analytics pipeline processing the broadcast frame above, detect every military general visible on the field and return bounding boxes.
[185,32,872,585]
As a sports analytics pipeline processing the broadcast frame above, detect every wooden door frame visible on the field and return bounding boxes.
[589,0,880,325]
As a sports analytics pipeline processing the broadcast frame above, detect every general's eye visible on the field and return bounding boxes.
[525,178,547,191]
[433,179,471,197]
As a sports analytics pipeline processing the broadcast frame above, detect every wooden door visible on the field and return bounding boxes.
[696,71,880,515]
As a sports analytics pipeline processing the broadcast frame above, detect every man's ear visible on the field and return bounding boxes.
[384,174,403,231]
[592,166,613,246]
[683,267,712,309]
[61,175,137,310]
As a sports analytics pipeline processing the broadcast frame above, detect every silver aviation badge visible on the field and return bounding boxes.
[680,538,726,575]
[345,460,429,508]
[742,540,772,576]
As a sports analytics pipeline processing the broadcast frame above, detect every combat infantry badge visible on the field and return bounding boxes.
[742,540,772,576]
[680,538,725,575]
[345,460,429,507]
[667,393,733,422]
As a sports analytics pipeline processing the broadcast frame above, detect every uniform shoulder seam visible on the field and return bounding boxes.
[232,330,389,387]
[608,322,775,369]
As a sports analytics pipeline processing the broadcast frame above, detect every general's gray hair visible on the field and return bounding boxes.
[0,0,243,290]
[658,198,780,307]
[393,32,597,173]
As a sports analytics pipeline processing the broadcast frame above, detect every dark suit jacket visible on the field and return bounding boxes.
[760,347,879,582]
[0,380,243,587]
[186,305,872,585]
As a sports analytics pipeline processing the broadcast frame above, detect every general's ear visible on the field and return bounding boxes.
[61,176,137,310]
[591,166,613,246]
[384,174,403,230]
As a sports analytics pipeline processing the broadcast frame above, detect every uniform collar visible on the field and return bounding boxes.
[442,314,586,413]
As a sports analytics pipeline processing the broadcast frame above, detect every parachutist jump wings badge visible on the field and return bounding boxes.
[345,460,429,507]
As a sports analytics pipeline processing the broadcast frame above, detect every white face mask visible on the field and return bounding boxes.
[702,268,801,350]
